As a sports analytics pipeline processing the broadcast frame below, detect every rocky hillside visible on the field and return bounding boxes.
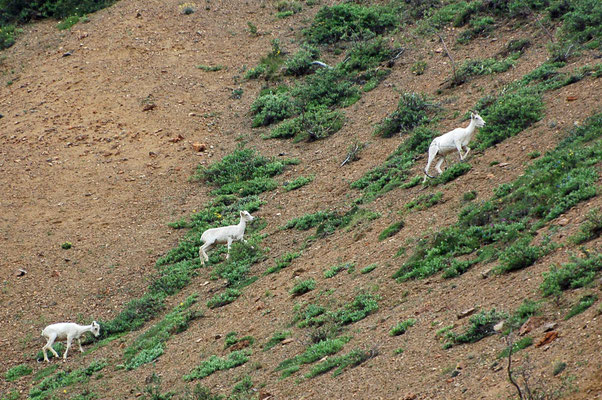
[1,0,600,399]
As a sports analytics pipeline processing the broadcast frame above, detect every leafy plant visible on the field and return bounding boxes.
[390,318,416,336]
[183,350,251,381]
[303,3,399,44]
[206,288,241,309]
[284,44,320,76]
[275,336,351,377]
[445,309,506,347]
[290,279,316,296]
[324,262,354,278]
[360,264,377,274]
[405,192,443,211]
[541,253,602,298]
[569,208,602,244]
[497,336,533,358]
[374,92,437,138]
[378,221,404,241]
[305,348,373,378]
[496,236,545,273]
[263,331,291,351]
[565,294,597,320]
[5,364,32,381]
[265,251,302,274]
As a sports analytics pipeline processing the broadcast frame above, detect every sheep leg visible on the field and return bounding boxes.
[435,157,445,174]
[199,242,211,266]
[43,335,59,362]
[463,146,471,160]
[455,141,464,160]
[78,338,84,353]
[226,238,233,260]
[63,337,73,361]
[423,144,439,181]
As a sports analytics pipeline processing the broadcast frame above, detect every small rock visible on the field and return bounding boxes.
[481,268,493,278]
[402,394,417,400]
[281,338,294,345]
[16,269,27,277]
[542,322,557,332]
[169,134,184,143]
[62,51,72,57]
[456,361,466,370]
[457,307,476,319]
[142,103,156,111]
[192,142,206,152]
[493,321,505,332]
[536,331,558,348]
[557,218,569,226]
[498,162,509,167]
[214,334,222,340]
[519,316,543,336]
[435,47,443,53]
[566,96,578,102]
[51,270,60,277]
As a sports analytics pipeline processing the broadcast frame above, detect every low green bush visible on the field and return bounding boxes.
[496,236,544,273]
[374,92,437,138]
[305,348,371,378]
[5,364,32,381]
[284,44,320,76]
[304,3,399,44]
[498,336,533,358]
[565,294,598,319]
[183,350,251,381]
[265,251,301,274]
[445,309,506,347]
[389,318,416,336]
[207,288,242,309]
[458,16,495,44]
[290,279,316,296]
[569,208,602,244]
[263,331,291,351]
[324,262,354,278]
[275,336,351,377]
[29,359,107,400]
[378,221,404,241]
[405,192,443,211]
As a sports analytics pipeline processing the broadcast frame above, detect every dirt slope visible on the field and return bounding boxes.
[1,0,600,399]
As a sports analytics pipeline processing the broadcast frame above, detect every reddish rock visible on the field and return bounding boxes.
[519,316,544,336]
[457,307,476,319]
[536,331,558,347]
[192,142,206,152]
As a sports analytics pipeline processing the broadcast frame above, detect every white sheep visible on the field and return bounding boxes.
[423,112,486,181]
[199,210,255,266]
[41,321,100,362]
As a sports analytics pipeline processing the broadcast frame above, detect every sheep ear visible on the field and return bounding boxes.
[240,211,244,217]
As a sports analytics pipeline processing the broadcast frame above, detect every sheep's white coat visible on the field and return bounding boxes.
[199,210,255,266]
[423,112,486,181]
[41,321,100,362]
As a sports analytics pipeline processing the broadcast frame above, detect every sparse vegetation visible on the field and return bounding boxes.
[5,364,32,381]
[305,348,374,378]
[497,336,533,359]
[29,359,107,400]
[445,309,505,347]
[374,92,438,138]
[378,221,404,241]
[324,262,354,278]
[541,253,602,298]
[266,251,302,274]
[263,331,292,351]
[565,294,597,320]
[404,192,443,212]
[390,318,416,336]
[290,279,316,296]
[569,208,602,244]
[183,350,251,381]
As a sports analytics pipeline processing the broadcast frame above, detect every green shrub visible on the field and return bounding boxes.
[265,251,301,274]
[374,92,437,138]
[476,88,544,149]
[389,318,416,336]
[5,364,33,381]
[197,64,226,72]
[411,60,427,75]
[284,175,314,191]
[100,293,165,338]
[553,361,567,376]
[283,210,337,231]
[378,221,404,241]
[0,24,18,49]
[207,288,242,309]
[360,264,377,274]
[57,14,79,29]
[340,36,399,73]
[263,331,291,351]
[463,190,477,201]
[290,279,316,296]
[569,208,602,244]
[29,359,107,400]
[496,236,544,273]
[124,295,202,370]
[305,348,371,378]
[324,262,354,278]
[498,336,533,358]
[275,336,351,377]
[565,294,597,319]
[333,293,379,325]
[506,299,540,331]
[292,68,360,109]
[540,254,602,296]
[454,54,519,85]
[405,192,443,211]
[224,332,255,350]
[284,44,320,76]
[352,127,437,202]
[268,106,344,142]
[304,3,399,44]
[183,350,251,381]
[250,90,296,127]
[445,309,506,347]
[558,0,601,47]
[458,16,495,44]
